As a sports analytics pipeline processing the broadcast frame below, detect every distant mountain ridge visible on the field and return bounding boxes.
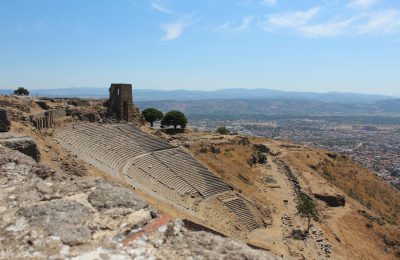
[136,98,400,119]
[0,87,396,103]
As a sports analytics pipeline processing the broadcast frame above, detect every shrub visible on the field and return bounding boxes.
[253,144,269,153]
[142,108,163,127]
[238,137,250,146]
[258,152,267,164]
[296,192,317,232]
[161,110,187,129]
[323,167,335,181]
[216,126,230,135]
[198,147,208,153]
[210,146,221,154]
[14,87,29,96]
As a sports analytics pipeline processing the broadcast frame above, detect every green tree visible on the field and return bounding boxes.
[258,152,267,164]
[14,87,29,96]
[216,126,230,135]
[161,110,187,129]
[296,192,317,232]
[142,108,163,127]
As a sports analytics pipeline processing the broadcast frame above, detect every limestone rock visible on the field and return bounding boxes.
[0,133,41,162]
[31,165,55,179]
[88,182,147,211]
[314,193,345,207]
[35,101,50,110]
[18,199,92,245]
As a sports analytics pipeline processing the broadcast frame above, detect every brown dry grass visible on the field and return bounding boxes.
[335,211,400,260]
[186,134,400,260]
[188,139,259,198]
[285,149,400,225]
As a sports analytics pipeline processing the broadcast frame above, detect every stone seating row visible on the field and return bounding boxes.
[154,149,232,198]
[224,198,260,231]
[130,154,197,195]
[124,165,193,208]
[117,124,171,152]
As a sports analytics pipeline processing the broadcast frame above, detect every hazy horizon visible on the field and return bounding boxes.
[0,86,399,97]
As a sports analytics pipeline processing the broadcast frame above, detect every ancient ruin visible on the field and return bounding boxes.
[0,133,41,162]
[30,109,66,130]
[1,87,399,259]
[57,124,264,235]
[0,109,10,132]
[108,83,134,122]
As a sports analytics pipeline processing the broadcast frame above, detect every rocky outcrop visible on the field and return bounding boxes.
[0,144,278,259]
[314,193,345,207]
[125,220,280,260]
[0,109,11,132]
[0,145,151,258]
[0,133,41,162]
[35,101,50,110]
[88,182,147,211]
[18,200,92,245]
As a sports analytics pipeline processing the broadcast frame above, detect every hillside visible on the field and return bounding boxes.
[1,95,399,259]
[160,130,400,259]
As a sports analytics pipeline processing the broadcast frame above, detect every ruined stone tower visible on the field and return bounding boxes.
[108,83,134,122]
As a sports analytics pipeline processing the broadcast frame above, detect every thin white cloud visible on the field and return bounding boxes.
[299,17,359,37]
[213,16,254,32]
[348,0,378,9]
[161,22,184,40]
[260,4,400,38]
[262,7,320,30]
[358,10,400,34]
[161,17,194,41]
[151,0,174,15]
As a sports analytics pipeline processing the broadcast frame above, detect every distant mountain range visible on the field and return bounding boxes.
[0,87,397,103]
[136,98,400,118]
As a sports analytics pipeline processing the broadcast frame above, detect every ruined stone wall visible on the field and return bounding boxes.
[108,83,134,122]
[30,108,66,130]
[0,109,11,132]
[52,108,66,118]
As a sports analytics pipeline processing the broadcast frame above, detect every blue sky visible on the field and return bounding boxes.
[0,0,400,95]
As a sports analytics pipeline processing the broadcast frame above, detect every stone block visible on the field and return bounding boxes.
[0,133,41,162]
[0,109,11,132]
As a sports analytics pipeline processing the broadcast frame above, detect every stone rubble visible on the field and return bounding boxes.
[0,144,280,259]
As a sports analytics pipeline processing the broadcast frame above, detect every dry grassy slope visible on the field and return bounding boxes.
[285,149,400,225]
[185,134,400,260]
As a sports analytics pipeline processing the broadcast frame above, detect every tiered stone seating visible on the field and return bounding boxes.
[218,192,237,202]
[57,123,261,232]
[59,124,146,173]
[225,198,260,231]
[154,148,232,198]
[117,124,171,152]
[130,154,197,196]
[124,164,193,210]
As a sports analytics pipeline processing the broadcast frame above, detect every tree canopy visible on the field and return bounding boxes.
[142,108,163,127]
[216,126,230,135]
[296,192,317,232]
[14,87,29,96]
[161,110,187,129]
